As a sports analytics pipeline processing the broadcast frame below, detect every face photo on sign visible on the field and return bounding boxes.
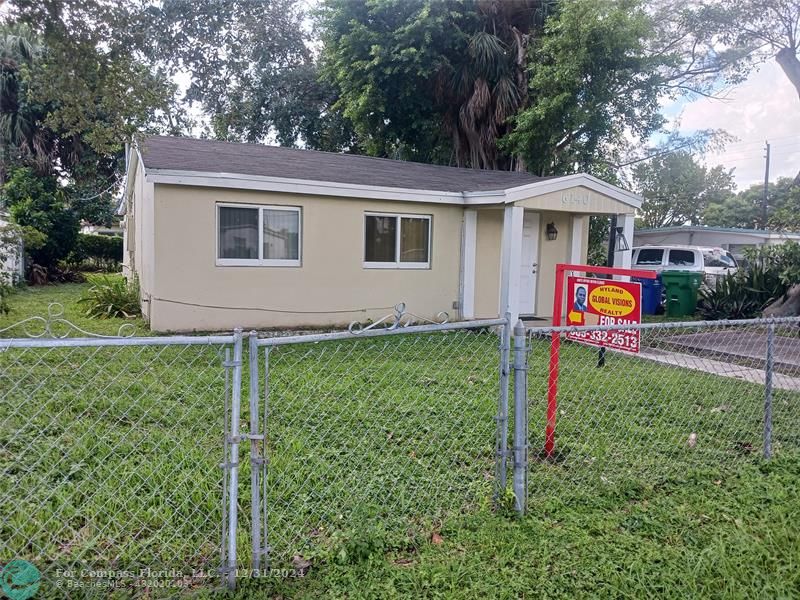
[573,285,588,312]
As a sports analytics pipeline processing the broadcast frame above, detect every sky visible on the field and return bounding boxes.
[662,61,800,191]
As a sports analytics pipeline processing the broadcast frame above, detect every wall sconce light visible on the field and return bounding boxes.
[614,226,630,252]
[546,222,558,241]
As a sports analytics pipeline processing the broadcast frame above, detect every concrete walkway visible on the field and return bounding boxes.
[637,347,800,392]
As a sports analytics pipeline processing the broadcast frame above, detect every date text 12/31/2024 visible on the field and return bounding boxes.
[565,276,642,353]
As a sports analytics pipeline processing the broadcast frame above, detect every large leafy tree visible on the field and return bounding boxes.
[1,1,180,225]
[8,1,180,160]
[634,151,735,228]
[140,0,352,149]
[711,0,800,100]
[2,167,78,270]
[704,177,800,230]
[319,0,550,168]
[502,0,669,176]
[770,185,800,230]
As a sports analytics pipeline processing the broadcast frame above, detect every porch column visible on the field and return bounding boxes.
[569,215,586,265]
[499,205,524,324]
[460,209,477,319]
[614,213,634,275]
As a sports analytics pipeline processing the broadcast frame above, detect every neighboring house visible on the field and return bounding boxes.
[0,210,24,283]
[121,135,641,332]
[80,222,123,236]
[634,226,800,261]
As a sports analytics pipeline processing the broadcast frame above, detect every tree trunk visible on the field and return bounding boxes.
[776,48,800,182]
[776,47,800,100]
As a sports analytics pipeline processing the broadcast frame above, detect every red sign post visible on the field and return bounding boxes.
[565,276,642,353]
[545,264,656,458]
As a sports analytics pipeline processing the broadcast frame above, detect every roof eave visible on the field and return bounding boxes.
[497,173,642,209]
[144,169,479,205]
[139,168,642,210]
[117,143,142,216]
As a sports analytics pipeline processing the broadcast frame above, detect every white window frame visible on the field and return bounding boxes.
[363,211,432,269]
[216,202,302,267]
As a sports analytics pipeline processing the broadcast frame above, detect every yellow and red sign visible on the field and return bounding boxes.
[565,276,641,353]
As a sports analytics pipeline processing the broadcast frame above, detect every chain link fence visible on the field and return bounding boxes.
[250,319,507,566]
[0,333,239,597]
[4,309,799,594]
[520,317,800,508]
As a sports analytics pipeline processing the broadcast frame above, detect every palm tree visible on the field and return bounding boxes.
[0,24,50,182]
[434,0,551,170]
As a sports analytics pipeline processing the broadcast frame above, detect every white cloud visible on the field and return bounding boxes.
[667,61,800,190]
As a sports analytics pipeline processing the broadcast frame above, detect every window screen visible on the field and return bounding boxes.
[263,209,300,260]
[364,215,397,262]
[400,217,430,263]
[219,206,258,259]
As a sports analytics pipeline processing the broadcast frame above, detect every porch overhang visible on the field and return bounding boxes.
[485,177,639,327]
[463,173,642,211]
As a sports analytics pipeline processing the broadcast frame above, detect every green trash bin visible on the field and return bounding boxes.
[660,270,703,317]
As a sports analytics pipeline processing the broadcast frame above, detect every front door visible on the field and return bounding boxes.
[519,212,539,315]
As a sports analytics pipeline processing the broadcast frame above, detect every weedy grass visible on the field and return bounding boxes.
[0,278,148,338]
[233,455,800,599]
[1,283,798,598]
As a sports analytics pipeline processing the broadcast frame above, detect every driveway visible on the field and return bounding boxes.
[657,329,800,373]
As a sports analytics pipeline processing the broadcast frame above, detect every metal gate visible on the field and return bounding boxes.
[247,314,509,569]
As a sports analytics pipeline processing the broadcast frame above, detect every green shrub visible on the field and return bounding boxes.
[2,167,79,272]
[743,241,800,297]
[698,273,764,320]
[67,233,123,272]
[698,241,800,319]
[78,275,140,319]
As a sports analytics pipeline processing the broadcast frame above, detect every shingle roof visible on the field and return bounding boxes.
[138,135,544,193]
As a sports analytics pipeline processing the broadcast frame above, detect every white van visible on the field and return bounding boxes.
[631,245,738,287]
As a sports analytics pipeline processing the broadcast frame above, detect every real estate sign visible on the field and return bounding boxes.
[565,276,642,353]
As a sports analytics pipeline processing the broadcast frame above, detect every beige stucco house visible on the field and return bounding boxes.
[121,135,641,332]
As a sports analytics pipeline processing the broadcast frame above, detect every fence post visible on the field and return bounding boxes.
[220,348,231,587]
[226,329,244,589]
[495,313,512,501]
[764,321,775,459]
[512,320,528,515]
[260,347,271,569]
[248,332,262,572]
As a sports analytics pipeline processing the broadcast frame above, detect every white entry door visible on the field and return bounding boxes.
[519,212,539,315]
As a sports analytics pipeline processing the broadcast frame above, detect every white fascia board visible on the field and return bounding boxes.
[117,146,141,216]
[144,169,467,205]
[463,191,508,205]
[140,167,643,210]
[768,231,800,240]
[493,173,643,209]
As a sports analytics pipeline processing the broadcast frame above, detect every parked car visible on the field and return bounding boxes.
[631,245,738,288]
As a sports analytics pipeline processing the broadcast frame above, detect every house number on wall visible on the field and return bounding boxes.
[560,191,591,207]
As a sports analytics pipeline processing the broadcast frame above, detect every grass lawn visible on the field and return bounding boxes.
[0,277,149,338]
[1,283,798,598]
